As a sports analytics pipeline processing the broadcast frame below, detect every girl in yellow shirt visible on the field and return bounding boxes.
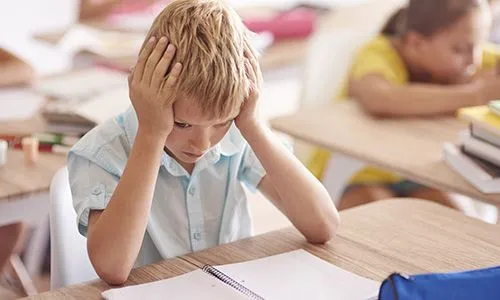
[309,0,500,211]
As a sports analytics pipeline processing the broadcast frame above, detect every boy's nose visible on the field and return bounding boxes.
[191,133,211,152]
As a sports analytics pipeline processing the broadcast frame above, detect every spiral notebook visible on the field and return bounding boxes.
[101,250,380,300]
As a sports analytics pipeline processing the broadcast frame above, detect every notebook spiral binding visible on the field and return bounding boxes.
[202,265,265,300]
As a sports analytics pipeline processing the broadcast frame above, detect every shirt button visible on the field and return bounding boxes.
[193,232,201,240]
[188,186,196,196]
[91,186,102,196]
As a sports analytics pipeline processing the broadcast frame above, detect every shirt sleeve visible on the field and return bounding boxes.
[482,43,500,69]
[67,153,119,237]
[350,48,401,83]
[237,144,266,193]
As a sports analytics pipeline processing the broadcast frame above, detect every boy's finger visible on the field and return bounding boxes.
[246,49,260,73]
[245,59,256,82]
[143,36,169,84]
[244,47,262,84]
[152,43,176,89]
[134,36,157,82]
[163,62,182,91]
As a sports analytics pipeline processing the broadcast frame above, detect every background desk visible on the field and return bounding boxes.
[270,101,500,205]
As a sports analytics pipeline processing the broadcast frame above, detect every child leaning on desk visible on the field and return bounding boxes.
[68,0,340,285]
[309,0,500,212]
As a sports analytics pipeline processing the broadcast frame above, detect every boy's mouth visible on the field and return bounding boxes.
[182,151,205,158]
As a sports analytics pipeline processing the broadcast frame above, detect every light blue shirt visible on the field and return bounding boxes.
[68,107,266,267]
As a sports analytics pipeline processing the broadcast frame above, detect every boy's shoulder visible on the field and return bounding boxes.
[68,107,136,176]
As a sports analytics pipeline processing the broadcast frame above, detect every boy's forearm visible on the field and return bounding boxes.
[240,123,340,242]
[87,129,166,284]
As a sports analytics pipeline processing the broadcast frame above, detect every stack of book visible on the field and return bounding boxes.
[37,67,130,135]
[443,102,500,193]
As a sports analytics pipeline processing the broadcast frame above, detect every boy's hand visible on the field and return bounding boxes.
[128,36,182,138]
[235,48,263,133]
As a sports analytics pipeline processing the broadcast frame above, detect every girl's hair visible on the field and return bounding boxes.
[382,0,488,37]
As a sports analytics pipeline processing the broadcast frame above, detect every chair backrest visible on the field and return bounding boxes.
[300,0,407,109]
[49,167,97,290]
[293,0,407,162]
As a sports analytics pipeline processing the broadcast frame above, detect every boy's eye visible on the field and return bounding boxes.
[174,122,190,128]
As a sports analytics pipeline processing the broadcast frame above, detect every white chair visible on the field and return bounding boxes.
[49,167,97,290]
[296,0,409,204]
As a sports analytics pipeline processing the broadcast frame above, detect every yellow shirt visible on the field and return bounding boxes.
[308,35,500,183]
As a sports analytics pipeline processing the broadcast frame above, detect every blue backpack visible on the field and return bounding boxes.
[379,266,500,300]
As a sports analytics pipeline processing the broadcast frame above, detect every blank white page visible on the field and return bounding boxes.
[217,249,380,300]
[101,269,247,300]
[0,89,45,121]
[35,67,127,100]
[74,86,130,125]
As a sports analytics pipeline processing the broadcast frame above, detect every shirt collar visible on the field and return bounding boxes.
[119,106,244,177]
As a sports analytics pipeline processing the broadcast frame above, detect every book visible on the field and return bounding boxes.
[0,88,46,121]
[488,100,500,118]
[57,24,144,59]
[71,86,130,126]
[460,130,500,168]
[470,123,500,149]
[36,67,127,102]
[41,72,130,127]
[458,105,500,136]
[443,143,500,193]
[101,250,380,300]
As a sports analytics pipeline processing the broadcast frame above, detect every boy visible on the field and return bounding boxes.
[68,0,340,285]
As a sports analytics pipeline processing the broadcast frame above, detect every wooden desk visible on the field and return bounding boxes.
[0,150,65,201]
[270,101,500,205]
[0,149,65,226]
[0,149,66,290]
[184,200,500,281]
[28,258,196,300]
[29,199,500,299]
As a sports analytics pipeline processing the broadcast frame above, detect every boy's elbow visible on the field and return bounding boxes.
[93,261,130,286]
[305,214,340,244]
[88,247,131,286]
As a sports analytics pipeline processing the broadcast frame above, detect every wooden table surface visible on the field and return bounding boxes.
[28,199,500,299]
[270,101,500,205]
[0,149,65,201]
[184,199,500,281]
[28,258,196,300]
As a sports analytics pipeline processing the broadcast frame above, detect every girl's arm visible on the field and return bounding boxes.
[350,74,500,117]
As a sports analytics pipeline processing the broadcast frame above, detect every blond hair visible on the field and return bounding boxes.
[142,0,253,119]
